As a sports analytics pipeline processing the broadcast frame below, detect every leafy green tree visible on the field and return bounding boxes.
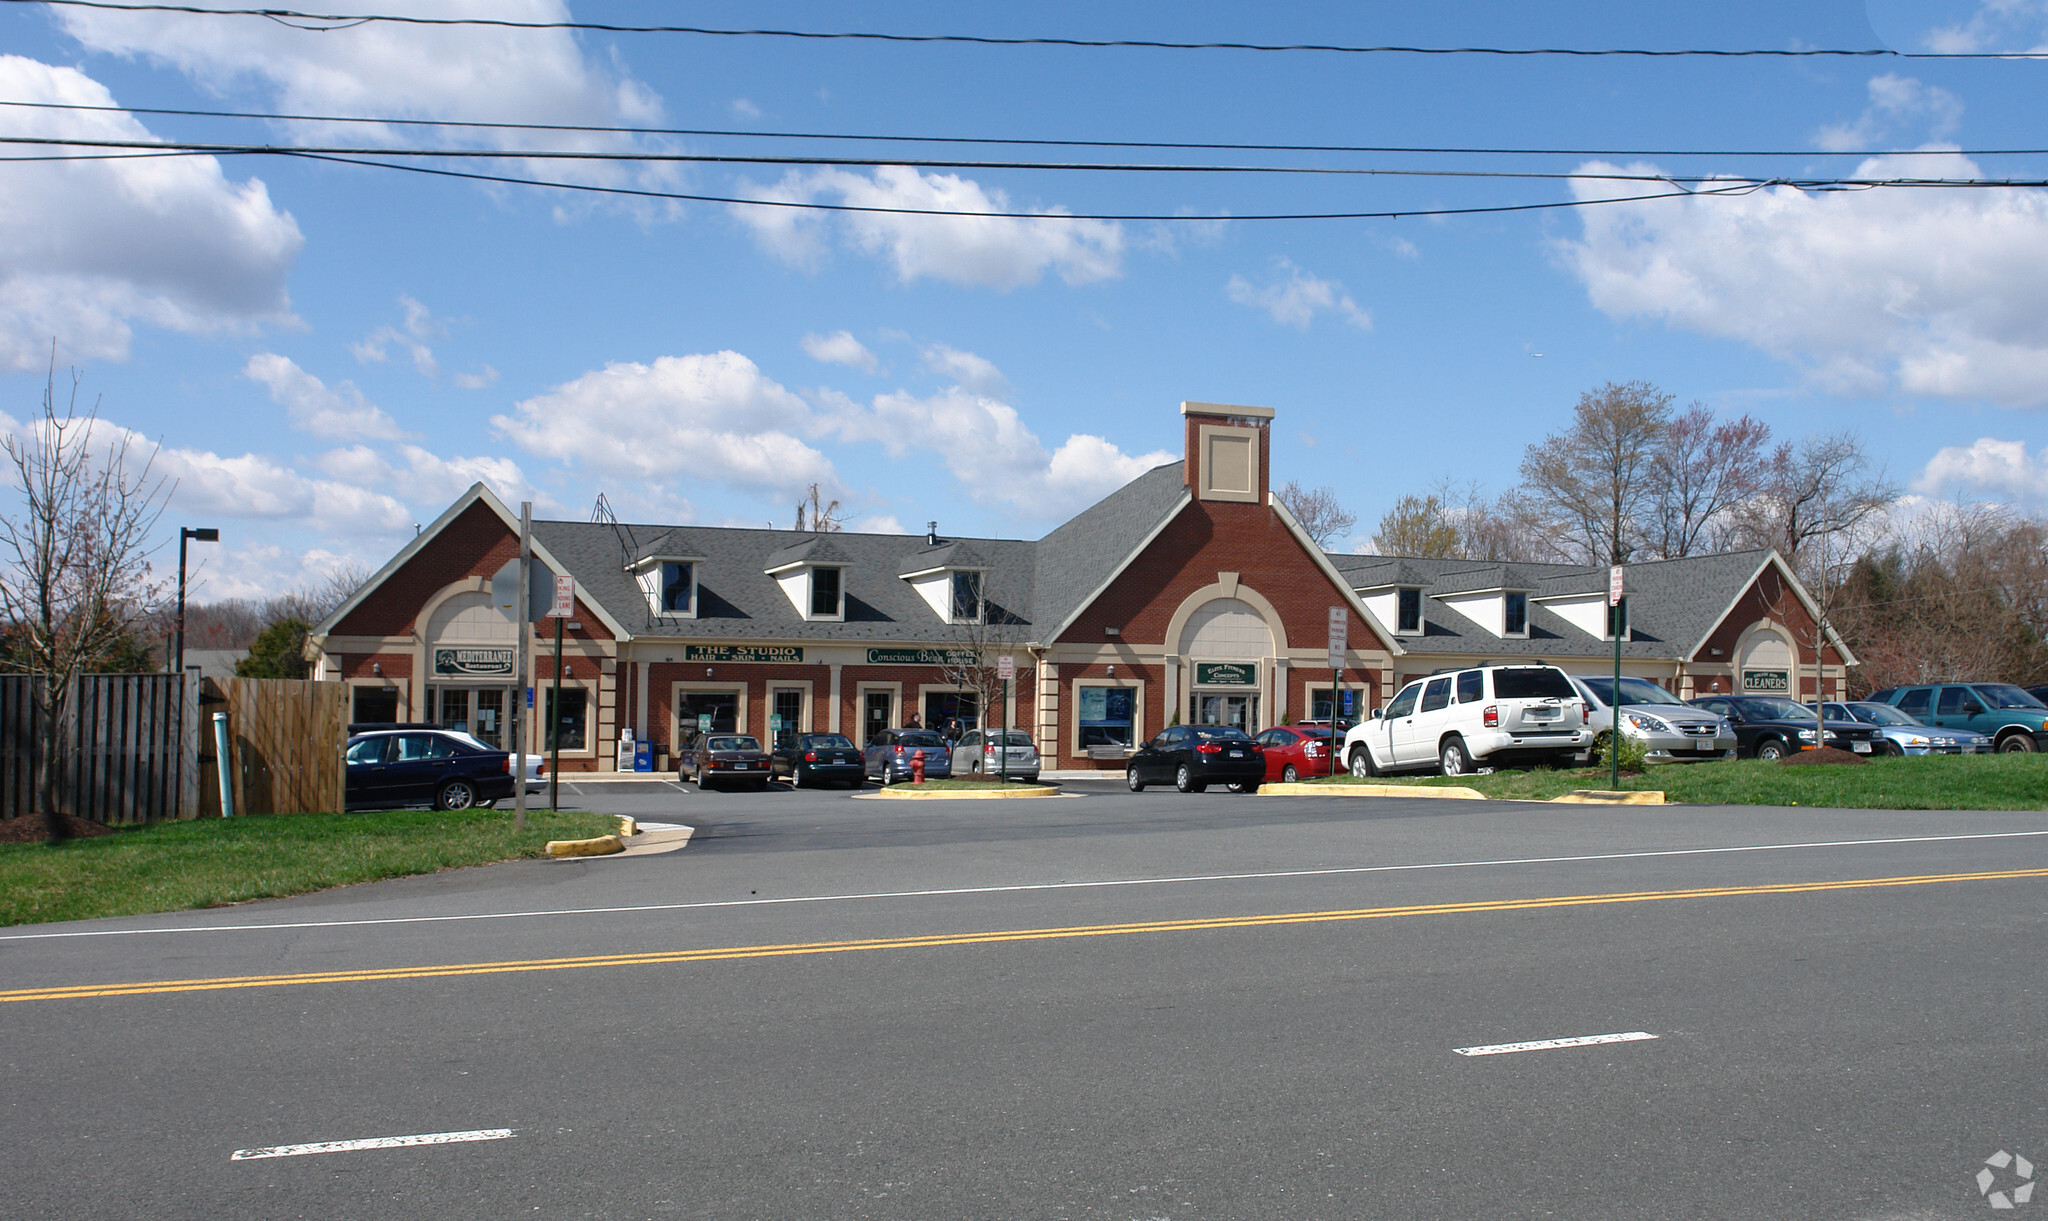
[235,617,311,679]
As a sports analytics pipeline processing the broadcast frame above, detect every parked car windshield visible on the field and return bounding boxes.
[1580,676,1686,706]
[1492,668,1576,699]
[802,734,854,749]
[1731,697,1812,720]
[1841,702,1922,726]
[707,736,760,752]
[1189,726,1252,741]
[1971,683,2047,709]
[898,731,946,747]
[986,731,1034,746]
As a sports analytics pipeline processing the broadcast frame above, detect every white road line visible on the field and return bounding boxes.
[6,828,2048,942]
[230,1128,515,1161]
[1455,1031,1658,1057]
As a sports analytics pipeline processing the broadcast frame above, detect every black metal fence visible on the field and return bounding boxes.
[0,674,186,824]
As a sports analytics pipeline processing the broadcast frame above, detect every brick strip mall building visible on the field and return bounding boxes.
[310,401,1853,771]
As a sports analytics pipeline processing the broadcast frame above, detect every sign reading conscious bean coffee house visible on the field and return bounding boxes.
[433,647,515,677]
[866,648,978,666]
[1741,669,1790,693]
[683,645,804,663]
[1193,662,1258,687]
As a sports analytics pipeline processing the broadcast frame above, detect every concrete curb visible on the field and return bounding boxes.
[1256,782,1487,800]
[860,784,1066,800]
[543,834,625,857]
[1549,789,1667,805]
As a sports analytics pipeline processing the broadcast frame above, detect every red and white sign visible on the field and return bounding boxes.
[997,654,1015,681]
[546,574,576,619]
[1327,606,1348,671]
[1608,565,1625,606]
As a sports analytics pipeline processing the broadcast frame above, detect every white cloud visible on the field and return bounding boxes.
[311,442,540,510]
[802,330,880,373]
[491,351,839,499]
[1815,74,1962,151]
[920,344,1008,397]
[351,295,441,376]
[244,353,410,441]
[733,166,1124,290]
[1226,258,1372,330]
[1911,1,2048,53]
[0,56,302,368]
[1559,152,2048,406]
[732,98,762,119]
[1916,436,2048,500]
[849,514,907,534]
[453,366,500,390]
[53,0,673,200]
[189,542,378,602]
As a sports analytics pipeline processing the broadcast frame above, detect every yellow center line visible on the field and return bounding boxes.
[6,866,2045,1004]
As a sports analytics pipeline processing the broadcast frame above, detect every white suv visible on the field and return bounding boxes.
[1342,663,1593,777]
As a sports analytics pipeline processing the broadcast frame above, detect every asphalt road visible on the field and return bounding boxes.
[4,780,2046,1220]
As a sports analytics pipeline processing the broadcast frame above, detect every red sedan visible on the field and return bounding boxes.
[1252,726,1336,782]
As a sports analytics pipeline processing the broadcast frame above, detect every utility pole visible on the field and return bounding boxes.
[513,503,531,833]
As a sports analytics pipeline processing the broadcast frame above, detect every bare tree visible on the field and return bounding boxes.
[1735,431,1896,580]
[0,363,170,841]
[933,572,1035,763]
[1516,380,1675,565]
[1275,480,1356,550]
[1646,405,1771,558]
[794,483,843,533]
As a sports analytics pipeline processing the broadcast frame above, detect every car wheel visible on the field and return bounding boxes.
[1281,763,1300,783]
[1349,745,1378,778]
[1126,766,1145,792]
[435,779,476,811]
[1439,737,1472,777]
[1882,740,1905,757]
[1175,763,1205,793]
[1755,738,1787,762]
[2000,734,2036,753]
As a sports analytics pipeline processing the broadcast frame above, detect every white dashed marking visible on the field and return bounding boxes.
[1455,1031,1657,1057]
[230,1128,515,1161]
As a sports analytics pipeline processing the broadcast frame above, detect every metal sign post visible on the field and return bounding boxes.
[513,504,532,833]
[1327,607,1347,777]
[997,654,1015,783]
[1609,565,1624,792]
[545,574,574,812]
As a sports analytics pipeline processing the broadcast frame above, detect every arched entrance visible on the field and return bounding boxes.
[1180,598,1274,732]
[423,589,518,747]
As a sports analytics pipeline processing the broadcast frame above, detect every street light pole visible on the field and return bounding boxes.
[176,526,219,675]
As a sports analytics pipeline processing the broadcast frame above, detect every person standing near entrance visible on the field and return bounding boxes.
[906,712,921,729]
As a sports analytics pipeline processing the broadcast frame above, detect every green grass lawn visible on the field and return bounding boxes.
[0,807,620,927]
[1296,753,2048,810]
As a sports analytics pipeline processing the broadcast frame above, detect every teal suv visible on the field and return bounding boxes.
[1866,683,2048,753]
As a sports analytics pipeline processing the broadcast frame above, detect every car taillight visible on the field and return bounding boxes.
[1196,742,1223,753]
[501,756,511,774]
[804,750,818,761]
[1483,705,1499,728]
[986,744,997,755]
[1582,705,1591,725]
[1306,742,1324,756]
[895,745,906,754]
[536,761,546,776]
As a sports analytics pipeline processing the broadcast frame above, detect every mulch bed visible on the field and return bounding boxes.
[0,813,116,844]
[1777,747,1869,767]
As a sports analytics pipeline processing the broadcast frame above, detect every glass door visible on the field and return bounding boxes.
[863,691,893,745]
[1192,693,1258,733]
[473,688,505,747]
[437,687,471,734]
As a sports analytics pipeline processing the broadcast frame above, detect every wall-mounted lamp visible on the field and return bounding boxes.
[1104,626,1121,637]
[1709,647,1725,657]
[706,667,715,678]
[1106,664,1116,678]
[372,662,381,676]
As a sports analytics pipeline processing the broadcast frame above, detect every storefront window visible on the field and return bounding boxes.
[545,687,589,751]
[925,691,980,737]
[772,688,804,747]
[1079,686,1135,746]
[352,686,398,725]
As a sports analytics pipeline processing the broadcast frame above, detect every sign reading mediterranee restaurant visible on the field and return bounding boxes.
[433,647,515,677]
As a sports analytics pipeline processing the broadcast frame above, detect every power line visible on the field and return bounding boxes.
[15,0,2042,59]
[6,98,2046,162]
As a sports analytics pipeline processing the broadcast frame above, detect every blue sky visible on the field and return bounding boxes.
[4,0,2048,599]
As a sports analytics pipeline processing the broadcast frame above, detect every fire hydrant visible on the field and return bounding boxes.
[911,748,927,784]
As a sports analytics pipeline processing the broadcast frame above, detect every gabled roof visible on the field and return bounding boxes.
[627,528,705,564]
[897,540,988,578]
[1034,463,1192,643]
[763,535,857,572]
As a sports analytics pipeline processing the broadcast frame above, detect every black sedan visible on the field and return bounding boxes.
[679,733,774,791]
[771,732,865,788]
[1684,695,1881,760]
[344,729,516,811]
[1126,725,1264,793]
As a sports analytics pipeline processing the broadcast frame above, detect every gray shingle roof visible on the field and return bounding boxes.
[1030,463,1190,637]
[897,540,988,577]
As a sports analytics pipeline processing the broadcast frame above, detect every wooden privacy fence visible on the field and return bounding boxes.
[0,674,186,824]
[205,677,347,817]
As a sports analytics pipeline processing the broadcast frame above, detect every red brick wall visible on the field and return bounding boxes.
[1182,412,1271,503]
[1697,566,1845,666]
[340,653,410,680]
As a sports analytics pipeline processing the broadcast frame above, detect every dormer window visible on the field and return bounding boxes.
[1397,588,1422,634]
[632,556,701,619]
[1504,592,1528,637]
[950,571,983,623]
[810,566,843,618]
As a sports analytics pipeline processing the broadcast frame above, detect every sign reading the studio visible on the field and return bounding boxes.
[684,645,803,664]
[1194,662,1257,687]
[867,648,977,666]
[1741,669,1790,693]
[433,647,514,678]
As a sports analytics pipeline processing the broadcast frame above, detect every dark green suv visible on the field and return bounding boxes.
[1867,683,2048,753]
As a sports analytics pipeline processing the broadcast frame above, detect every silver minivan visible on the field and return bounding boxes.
[1571,675,1736,763]
[954,729,1041,781]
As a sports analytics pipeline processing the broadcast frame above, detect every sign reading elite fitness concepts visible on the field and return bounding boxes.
[433,647,515,678]
[866,648,978,666]
[1193,662,1258,687]
[1741,669,1790,693]
[683,645,804,663]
